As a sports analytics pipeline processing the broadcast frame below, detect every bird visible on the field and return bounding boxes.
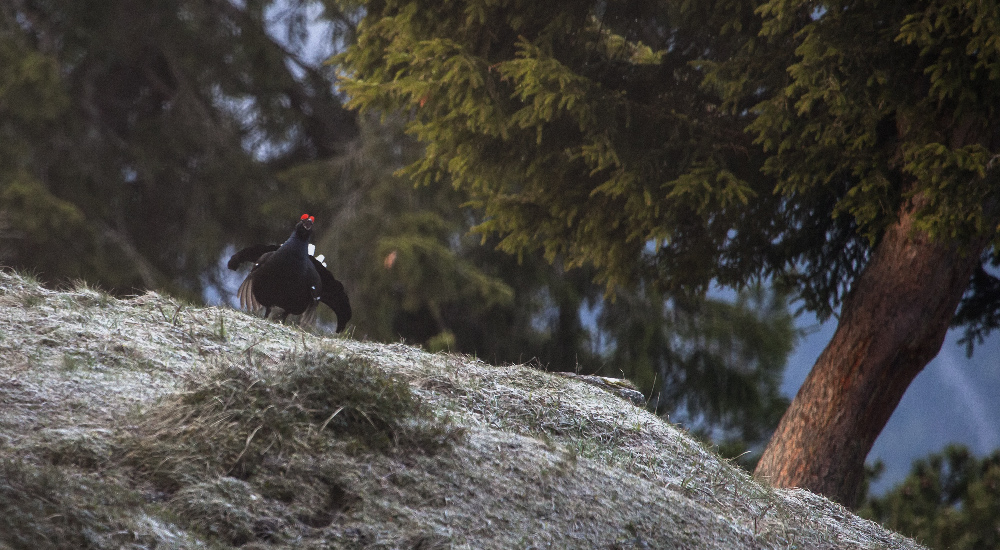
[227,214,351,332]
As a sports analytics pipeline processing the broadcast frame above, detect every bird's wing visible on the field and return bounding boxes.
[311,257,351,333]
[236,250,275,313]
[227,244,279,270]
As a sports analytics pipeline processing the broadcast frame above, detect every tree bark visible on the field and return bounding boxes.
[754,199,986,508]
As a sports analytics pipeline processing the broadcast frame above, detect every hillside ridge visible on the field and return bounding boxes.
[0,270,923,549]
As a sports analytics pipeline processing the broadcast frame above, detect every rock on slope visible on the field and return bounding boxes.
[0,270,924,549]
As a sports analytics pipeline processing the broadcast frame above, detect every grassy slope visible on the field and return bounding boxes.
[0,269,924,550]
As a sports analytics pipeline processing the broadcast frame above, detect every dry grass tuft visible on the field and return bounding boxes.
[0,269,926,549]
[126,350,459,491]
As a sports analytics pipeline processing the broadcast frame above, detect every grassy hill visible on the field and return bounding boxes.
[0,269,924,549]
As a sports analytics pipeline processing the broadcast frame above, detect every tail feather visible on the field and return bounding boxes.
[299,303,318,326]
[237,276,261,313]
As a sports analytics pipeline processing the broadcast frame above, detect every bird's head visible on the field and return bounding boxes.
[295,214,315,240]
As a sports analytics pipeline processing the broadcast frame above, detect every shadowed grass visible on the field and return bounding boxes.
[0,458,153,550]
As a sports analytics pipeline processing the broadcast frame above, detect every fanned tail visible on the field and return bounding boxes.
[237,276,261,313]
[299,303,318,326]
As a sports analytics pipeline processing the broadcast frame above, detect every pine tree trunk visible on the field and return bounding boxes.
[754,200,985,508]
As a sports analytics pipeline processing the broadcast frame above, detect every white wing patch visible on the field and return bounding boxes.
[308,243,328,267]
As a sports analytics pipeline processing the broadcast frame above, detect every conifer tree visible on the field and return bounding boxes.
[723,0,1000,506]
[339,0,1000,505]
[860,445,1000,550]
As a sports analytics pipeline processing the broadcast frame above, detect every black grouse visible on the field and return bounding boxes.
[227,214,351,332]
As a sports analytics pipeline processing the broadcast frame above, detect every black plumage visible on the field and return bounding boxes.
[228,214,351,332]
